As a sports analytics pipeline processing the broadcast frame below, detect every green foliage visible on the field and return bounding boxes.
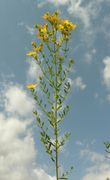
[104,142,110,158]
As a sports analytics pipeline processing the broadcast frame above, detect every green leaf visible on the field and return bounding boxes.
[105,143,110,149]
[40,137,45,143]
[33,110,37,115]
[57,105,62,110]
[40,131,45,137]
[51,157,55,162]
[59,177,68,180]
[36,117,41,124]
[41,122,44,128]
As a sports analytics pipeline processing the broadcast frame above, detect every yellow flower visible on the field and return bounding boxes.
[43,11,76,33]
[38,44,43,51]
[57,19,77,36]
[31,41,37,48]
[43,11,59,21]
[43,11,60,29]
[26,83,37,89]
[43,12,50,20]
[42,24,48,33]
[37,24,49,41]
[26,43,43,57]
[37,24,48,33]
[63,20,77,30]
[34,44,43,52]
[26,51,37,57]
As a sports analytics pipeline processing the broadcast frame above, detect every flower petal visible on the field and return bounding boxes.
[26,83,37,89]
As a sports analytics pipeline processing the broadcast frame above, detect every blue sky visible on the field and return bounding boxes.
[0,0,110,179]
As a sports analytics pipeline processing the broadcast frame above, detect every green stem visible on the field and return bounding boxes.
[54,31,59,180]
[36,60,55,88]
[55,64,59,180]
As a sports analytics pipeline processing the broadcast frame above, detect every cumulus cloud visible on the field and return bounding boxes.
[72,76,86,90]
[37,0,105,29]
[68,0,93,28]
[47,0,69,6]
[102,56,110,90]
[102,56,110,102]
[84,49,96,64]
[0,112,55,180]
[4,85,34,117]
[67,0,109,50]
[25,25,36,35]
[100,15,110,40]
[17,22,35,36]
[83,168,110,180]
[80,149,105,162]
[37,0,68,7]
[83,163,110,180]
[26,60,43,81]
[33,169,55,180]
[80,148,110,180]
[0,113,36,180]
[0,82,55,180]
[67,0,110,28]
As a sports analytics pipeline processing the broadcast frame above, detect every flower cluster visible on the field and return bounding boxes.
[58,19,76,36]
[36,24,49,42]
[26,41,43,58]
[43,11,60,28]
[26,11,76,89]
[43,11,77,37]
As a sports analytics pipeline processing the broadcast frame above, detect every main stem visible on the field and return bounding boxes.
[54,31,59,180]
[55,63,59,180]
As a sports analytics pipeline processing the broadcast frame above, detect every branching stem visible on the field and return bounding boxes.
[54,30,59,180]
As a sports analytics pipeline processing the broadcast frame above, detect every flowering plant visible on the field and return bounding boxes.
[26,11,76,180]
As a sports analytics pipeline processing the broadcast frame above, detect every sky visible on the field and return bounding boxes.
[0,0,110,179]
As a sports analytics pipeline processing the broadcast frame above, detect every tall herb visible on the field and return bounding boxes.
[26,11,76,180]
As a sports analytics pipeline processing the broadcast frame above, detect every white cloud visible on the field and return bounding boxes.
[37,1,47,8]
[83,171,110,180]
[0,113,55,180]
[34,169,55,180]
[68,0,110,27]
[26,60,43,81]
[0,82,55,180]
[102,56,110,90]
[25,25,36,35]
[47,0,68,6]
[0,112,35,180]
[76,140,83,146]
[100,15,110,40]
[17,21,24,26]
[67,0,107,49]
[72,76,86,90]
[37,0,102,29]
[84,49,96,64]
[37,0,68,7]
[80,148,110,180]
[101,56,110,102]
[76,139,96,148]
[68,0,93,28]
[80,149,105,162]
[17,22,35,36]
[4,85,34,116]
[94,92,99,99]
[83,163,110,180]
